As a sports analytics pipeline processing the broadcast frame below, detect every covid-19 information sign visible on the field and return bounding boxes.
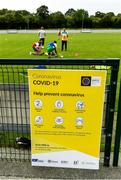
[28,69,106,169]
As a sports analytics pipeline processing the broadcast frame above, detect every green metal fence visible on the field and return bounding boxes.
[113,79,121,166]
[0,58,120,167]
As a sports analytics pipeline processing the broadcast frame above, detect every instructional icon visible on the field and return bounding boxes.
[76,101,85,110]
[35,116,43,124]
[55,116,64,125]
[75,117,84,126]
[34,99,43,108]
[55,100,64,109]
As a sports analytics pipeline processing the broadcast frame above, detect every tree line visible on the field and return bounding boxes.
[0,5,121,29]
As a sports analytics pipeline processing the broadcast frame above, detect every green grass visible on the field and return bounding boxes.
[0,32,120,85]
[0,33,120,59]
[0,131,30,148]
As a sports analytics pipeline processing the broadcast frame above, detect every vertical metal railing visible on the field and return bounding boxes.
[113,79,121,166]
[103,63,119,166]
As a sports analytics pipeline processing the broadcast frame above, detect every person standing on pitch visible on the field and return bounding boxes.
[38,26,46,48]
[58,29,61,39]
[61,28,68,51]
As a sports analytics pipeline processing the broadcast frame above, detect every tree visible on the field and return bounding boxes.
[14,11,27,29]
[95,11,105,18]
[0,9,8,15]
[0,6,120,29]
[101,12,115,28]
[0,15,7,28]
[50,11,66,28]
[36,5,49,17]
[36,5,50,28]
[90,16,101,28]
[112,14,121,28]
[72,9,89,28]
[65,8,76,28]
[65,8,76,17]
[16,10,30,16]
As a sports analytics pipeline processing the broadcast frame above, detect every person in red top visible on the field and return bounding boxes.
[58,29,61,39]
[30,40,44,55]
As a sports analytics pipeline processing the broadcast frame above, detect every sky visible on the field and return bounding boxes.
[0,0,121,15]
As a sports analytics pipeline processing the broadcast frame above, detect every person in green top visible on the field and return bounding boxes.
[46,41,58,58]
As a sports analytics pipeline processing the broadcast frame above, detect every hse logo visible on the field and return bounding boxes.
[81,76,91,86]
[32,158,38,162]
[32,159,44,163]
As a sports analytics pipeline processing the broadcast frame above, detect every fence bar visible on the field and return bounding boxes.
[103,62,120,167]
[0,58,119,66]
[113,80,121,166]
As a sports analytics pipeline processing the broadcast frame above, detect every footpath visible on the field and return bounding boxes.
[0,153,121,179]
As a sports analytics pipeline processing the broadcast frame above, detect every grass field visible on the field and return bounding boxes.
[0,32,120,88]
[0,33,120,59]
[0,32,121,151]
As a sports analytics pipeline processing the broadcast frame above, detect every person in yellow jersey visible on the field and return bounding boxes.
[61,28,68,51]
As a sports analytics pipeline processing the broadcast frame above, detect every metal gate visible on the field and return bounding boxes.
[0,58,120,166]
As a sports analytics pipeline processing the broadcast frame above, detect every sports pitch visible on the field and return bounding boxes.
[0,32,120,149]
[0,32,120,59]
